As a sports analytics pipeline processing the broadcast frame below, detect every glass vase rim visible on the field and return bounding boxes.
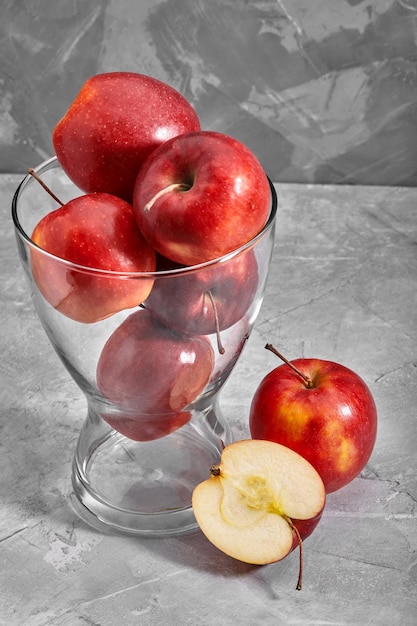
[12,155,278,279]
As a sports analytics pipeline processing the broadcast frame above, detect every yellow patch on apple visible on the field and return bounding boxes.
[334,437,357,473]
[278,401,311,440]
[321,421,357,473]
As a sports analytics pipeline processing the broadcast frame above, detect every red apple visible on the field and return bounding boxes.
[144,248,259,337]
[133,131,271,265]
[31,193,156,323]
[192,439,326,588]
[249,346,378,493]
[96,309,215,441]
[52,72,201,202]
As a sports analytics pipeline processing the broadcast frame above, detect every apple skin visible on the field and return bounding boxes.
[290,512,324,546]
[143,248,259,336]
[132,130,271,265]
[249,358,378,493]
[96,309,215,441]
[31,193,156,323]
[101,410,192,444]
[52,72,201,202]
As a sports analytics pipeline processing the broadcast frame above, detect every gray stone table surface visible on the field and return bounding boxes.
[1,176,416,625]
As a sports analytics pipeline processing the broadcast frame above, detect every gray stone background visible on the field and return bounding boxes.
[1,0,417,186]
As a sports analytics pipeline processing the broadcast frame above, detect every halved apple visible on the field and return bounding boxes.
[192,439,326,589]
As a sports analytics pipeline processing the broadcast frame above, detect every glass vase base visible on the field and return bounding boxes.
[71,404,231,536]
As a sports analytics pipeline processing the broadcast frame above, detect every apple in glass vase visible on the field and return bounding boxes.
[143,247,259,339]
[132,130,271,266]
[96,309,215,441]
[30,191,156,323]
[52,72,201,202]
[249,345,378,493]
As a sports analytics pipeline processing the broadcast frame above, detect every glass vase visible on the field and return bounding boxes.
[12,156,277,536]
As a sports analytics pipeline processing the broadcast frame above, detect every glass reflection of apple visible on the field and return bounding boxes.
[12,150,277,537]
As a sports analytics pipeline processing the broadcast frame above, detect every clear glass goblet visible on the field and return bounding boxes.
[12,156,277,536]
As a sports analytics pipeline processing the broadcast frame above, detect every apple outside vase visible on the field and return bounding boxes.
[12,157,278,536]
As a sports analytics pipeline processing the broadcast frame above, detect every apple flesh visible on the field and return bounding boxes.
[31,192,156,323]
[192,439,325,582]
[144,248,259,337]
[133,130,271,266]
[53,72,201,202]
[96,309,215,441]
[249,351,378,493]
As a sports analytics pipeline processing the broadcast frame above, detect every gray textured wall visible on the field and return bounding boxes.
[2,0,417,185]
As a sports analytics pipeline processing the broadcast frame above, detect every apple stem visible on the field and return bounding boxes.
[284,515,303,591]
[207,289,225,355]
[143,182,191,213]
[265,344,313,389]
[28,168,64,207]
